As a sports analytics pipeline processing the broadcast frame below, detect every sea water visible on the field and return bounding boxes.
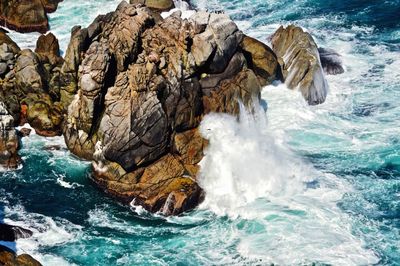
[1,0,400,265]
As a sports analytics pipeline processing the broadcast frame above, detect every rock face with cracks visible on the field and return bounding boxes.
[63,2,280,215]
[271,25,328,105]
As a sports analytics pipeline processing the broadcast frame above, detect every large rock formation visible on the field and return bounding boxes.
[0,0,63,33]
[62,2,280,215]
[271,25,328,105]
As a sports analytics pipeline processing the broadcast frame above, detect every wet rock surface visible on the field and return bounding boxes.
[271,25,328,105]
[318,47,345,75]
[0,223,33,242]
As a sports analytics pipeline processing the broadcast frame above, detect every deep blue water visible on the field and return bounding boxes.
[1,0,400,265]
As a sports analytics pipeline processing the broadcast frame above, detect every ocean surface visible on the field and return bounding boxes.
[1,0,400,265]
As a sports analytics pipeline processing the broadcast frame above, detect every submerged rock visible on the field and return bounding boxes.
[0,223,33,242]
[0,0,63,33]
[63,2,280,215]
[318,47,345,75]
[271,25,328,105]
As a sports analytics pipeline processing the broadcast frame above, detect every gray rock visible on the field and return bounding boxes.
[14,49,46,94]
[0,52,14,61]
[0,62,7,75]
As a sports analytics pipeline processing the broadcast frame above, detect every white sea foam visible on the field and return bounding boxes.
[2,204,81,266]
[198,103,312,217]
[197,92,379,264]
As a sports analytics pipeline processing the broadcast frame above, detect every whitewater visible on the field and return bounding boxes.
[1,0,399,265]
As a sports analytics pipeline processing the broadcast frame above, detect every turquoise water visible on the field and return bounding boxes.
[1,0,400,265]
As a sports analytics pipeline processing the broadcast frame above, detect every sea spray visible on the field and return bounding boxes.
[197,100,379,264]
[198,102,312,217]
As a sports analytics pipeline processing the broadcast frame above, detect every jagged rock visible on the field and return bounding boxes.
[63,2,280,215]
[271,25,328,105]
[0,223,33,242]
[59,15,111,108]
[0,102,20,169]
[0,0,63,33]
[318,47,344,75]
[0,245,42,266]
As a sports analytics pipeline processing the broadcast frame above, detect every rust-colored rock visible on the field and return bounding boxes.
[0,245,42,266]
[35,32,63,66]
[0,0,63,33]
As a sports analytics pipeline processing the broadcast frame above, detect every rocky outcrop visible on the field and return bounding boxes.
[0,245,41,266]
[0,102,20,169]
[271,25,328,105]
[0,30,64,137]
[62,2,280,215]
[0,0,63,33]
[318,47,344,75]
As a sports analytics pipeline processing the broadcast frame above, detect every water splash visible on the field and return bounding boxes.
[197,99,379,264]
[198,102,312,217]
